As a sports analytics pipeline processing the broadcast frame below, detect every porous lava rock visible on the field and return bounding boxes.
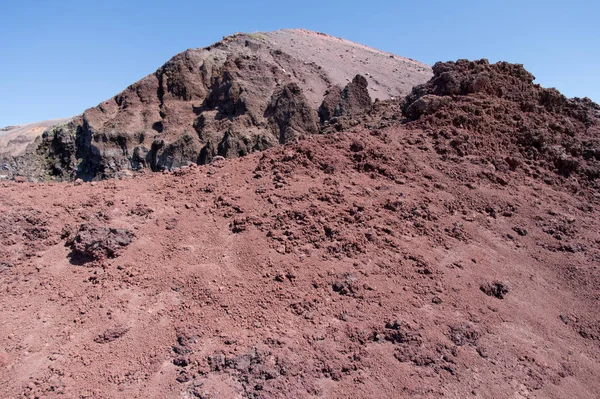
[66,224,134,262]
[480,281,510,299]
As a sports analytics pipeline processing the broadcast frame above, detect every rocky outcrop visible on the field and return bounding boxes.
[37,119,82,179]
[266,83,319,144]
[319,75,373,123]
[403,59,600,184]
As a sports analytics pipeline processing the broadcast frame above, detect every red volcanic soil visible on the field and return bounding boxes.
[1,122,600,398]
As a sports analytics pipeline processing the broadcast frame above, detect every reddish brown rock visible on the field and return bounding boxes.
[0,36,599,399]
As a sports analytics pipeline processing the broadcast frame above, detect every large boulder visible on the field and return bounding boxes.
[66,224,134,262]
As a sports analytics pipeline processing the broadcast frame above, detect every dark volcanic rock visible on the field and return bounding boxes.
[266,82,319,144]
[36,119,83,179]
[404,94,450,120]
[319,75,373,123]
[94,326,130,344]
[449,323,480,346]
[66,224,134,262]
[480,281,510,299]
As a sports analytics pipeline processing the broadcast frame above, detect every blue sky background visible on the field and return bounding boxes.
[1,0,598,126]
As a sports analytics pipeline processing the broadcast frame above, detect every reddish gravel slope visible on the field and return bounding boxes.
[1,122,599,398]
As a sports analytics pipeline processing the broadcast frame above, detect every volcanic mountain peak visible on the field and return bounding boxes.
[0,29,432,182]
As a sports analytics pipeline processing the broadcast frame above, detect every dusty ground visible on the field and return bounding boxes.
[1,123,599,398]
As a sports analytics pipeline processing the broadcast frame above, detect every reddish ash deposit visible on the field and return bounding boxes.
[1,52,600,398]
[2,131,600,398]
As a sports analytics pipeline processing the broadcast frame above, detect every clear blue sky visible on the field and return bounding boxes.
[1,0,598,127]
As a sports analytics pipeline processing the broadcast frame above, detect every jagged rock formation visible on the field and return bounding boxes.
[402,59,600,187]
[265,82,319,144]
[1,29,431,181]
[319,74,373,122]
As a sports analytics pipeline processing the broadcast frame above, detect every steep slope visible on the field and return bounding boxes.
[1,60,599,398]
[0,29,431,181]
[262,29,429,102]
